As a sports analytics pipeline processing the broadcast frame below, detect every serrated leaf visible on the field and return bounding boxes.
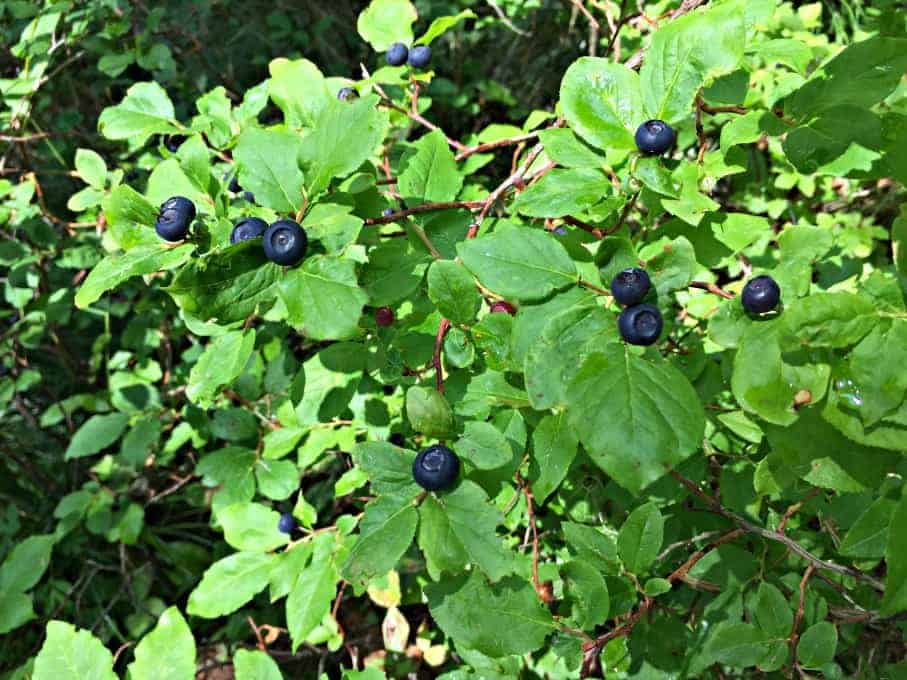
[217,503,289,552]
[529,412,578,504]
[416,10,475,45]
[398,129,462,204]
[280,256,368,341]
[511,168,610,218]
[187,552,277,618]
[454,421,511,470]
[565,346,705,493]
[426,572,553,658]
[342,494,418,587]
[797,622,837,669]
[562,560,609,629]
[74,148,107,189]
[351,441,419,497]
[127,607,195,680]
[839,497,895,559]
[288,534,338,651]
[300,96,389,195]
[76,244,194,308]
[357,0,417,51]
[268,58,332,128]
[753,582,793,637]
[457,226,577,302]
[98,81,177,142]
[427,260,480,324]
[617,502,664,573]
[33,621,117,680]
[186,329,256,407]
[406,386,455,438]
[559,58,641,151]
[234,127,305,213]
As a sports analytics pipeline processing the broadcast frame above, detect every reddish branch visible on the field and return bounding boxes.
[689,281,734,299]
[432,319,451,393]
[669,470,884,591]
[455,131,542,161]
[789,564,817,674]
[517,473,553,604]
[581,528,744,673]
[364,200,485,225]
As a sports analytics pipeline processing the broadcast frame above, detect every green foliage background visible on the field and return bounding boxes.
[2,0,907,678]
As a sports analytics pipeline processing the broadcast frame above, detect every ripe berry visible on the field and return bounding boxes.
[552,225,568,236]
[741,275,781,314]
[610,268,651,306]
[242,191,256,203]
[389,432,406,447]
[155,196,196,242]
[413,445,460,491]
[408,45,432,69]
[263,220,308,266]
[490,301,516,315]
[634,120,676,155]
[230,217,268,244]
[382,207,395,218]
[277,512,297,535]
[375,306,395,327]
[337,87,357,101]
[386,42,409,67]
[229,176,242,193]
[618,303,663,346]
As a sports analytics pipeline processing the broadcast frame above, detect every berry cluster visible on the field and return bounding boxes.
[610,268,663,346]
[153,195,309,268]
[385,42,432,69]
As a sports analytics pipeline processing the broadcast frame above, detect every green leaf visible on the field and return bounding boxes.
[0,591,34,635]
[234,127,305,213]
[233,649,284,680]
[65,413,130,460]
[416,10,475,45]
[187,552,277,618]
[511,168,610,218]
[98,81,177,143]
[784,37,907,121]
[839,497,895,559]
[302,203,363,254]
[74,149,107,189]
[127,607,195,680]
[562,560,609,629]
[102,184,159,250]
[217,503,289,552]
[427,260,480,324]
[398,129,462,204]
[426,480,512,581]
[287,534,338,651]
[186,329,256,407]
[782,105,881,175]
[167,242,282,324]
[457,226,577,302]
[704,622,775,668]
[406,386,455,438]
[255,459,300,501]
[881,491,907,616]
[753,582,793,637]
[267,58,332,128]
[75,244,194,309]
[640,0,746,123]
[538,128,605,169]
[417,493,470,579]
[280,256,368,341]
[425,572,554,658]
[529,413,578,504]
[559,58,641,151]
[342,493,418,587]
[0,534,54,592]
[847,321,907,426]
[731,326,799,426]
[33,621,117,680]
[351,441,419,497]
[778,292,877,350]
[524,305,618,410]
[565,346,705,493]
[300,96,389,195]
[617,502,664,573]
[357,0,418,51]
[454,421,511,470]
[797,622,837,669]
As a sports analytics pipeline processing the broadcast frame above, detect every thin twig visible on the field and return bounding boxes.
[670,470,884,592]
[364,200,485,225]
[432,319,451,393]
[455,131,541,161]
[790,565,817,673]
[689,281,734,299]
